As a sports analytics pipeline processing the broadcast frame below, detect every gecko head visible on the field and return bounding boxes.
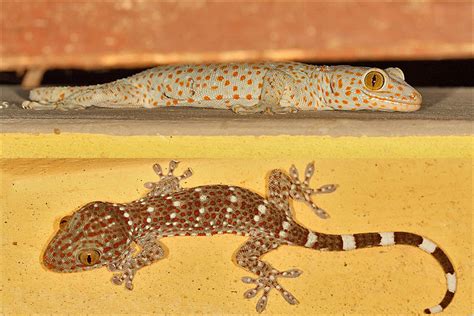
[325,66,422,111]
[43,201,132,273]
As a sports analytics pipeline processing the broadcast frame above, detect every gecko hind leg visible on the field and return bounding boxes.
[144,160,193,197]
[288,162,338,219]
[236,234,302,312]
[267,162,337,219]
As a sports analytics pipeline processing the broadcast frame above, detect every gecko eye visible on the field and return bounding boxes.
[364,71,385,91]
[59,216,72,230]
[78,249,101,266]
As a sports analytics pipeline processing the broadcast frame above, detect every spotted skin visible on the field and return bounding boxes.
[23,63,422,113]
[43,161,454,314]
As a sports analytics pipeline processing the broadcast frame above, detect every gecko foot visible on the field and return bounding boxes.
[242,269,302,312]
[22,100,86,110]
[144,160,193,196]
[110,267,136,291]
[289,162,338,219]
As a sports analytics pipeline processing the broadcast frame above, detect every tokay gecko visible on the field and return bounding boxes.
[43,161,455,313]
[23,62,422,113]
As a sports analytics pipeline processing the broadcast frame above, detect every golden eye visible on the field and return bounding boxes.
[59,216,72,230]
[78,249,101,266]
[364,71,385,90]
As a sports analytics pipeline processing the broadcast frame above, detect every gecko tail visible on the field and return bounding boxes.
[299,230,456,313]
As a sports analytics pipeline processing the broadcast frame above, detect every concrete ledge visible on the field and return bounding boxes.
[0,86,472,136]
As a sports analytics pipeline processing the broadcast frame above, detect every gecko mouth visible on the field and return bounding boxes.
[363,91,422,106]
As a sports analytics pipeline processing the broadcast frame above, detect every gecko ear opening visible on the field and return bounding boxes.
[385,67,405,81]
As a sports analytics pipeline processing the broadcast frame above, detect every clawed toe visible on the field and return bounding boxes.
[144,161,193,196]
[242,269,301,312]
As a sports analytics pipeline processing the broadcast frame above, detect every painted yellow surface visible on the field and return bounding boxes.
[0,135,472,314]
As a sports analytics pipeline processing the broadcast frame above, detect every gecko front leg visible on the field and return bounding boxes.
[231,69,299,115]
[109,234,165,290]
[144,160,193,197]
[236,233,302,312]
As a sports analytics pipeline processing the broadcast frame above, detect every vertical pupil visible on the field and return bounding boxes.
[371,74,377,86]
[87,254,92,264]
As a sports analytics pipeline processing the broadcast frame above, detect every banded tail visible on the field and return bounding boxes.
[300,230,456,313]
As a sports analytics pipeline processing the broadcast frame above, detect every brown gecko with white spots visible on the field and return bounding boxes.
[23,62,422,113]
[43,161,455,313]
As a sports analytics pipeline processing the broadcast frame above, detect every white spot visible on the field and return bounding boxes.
[253,215,260,222]
[229,186,235,191]
[199,195,207,202]
[446,273,456,292]
[147,207,155,213]
[94,203,98,207]
[166,196,172,200]
[341,234,356,250]
[225,214,230,219]
[127,220,133,226]
[123,212,130,218]
[199,207,205,214]
[305,231,318,248]
[104,215,111,220]
[119,207,125,211]
[282,221,291,230]
[196,217,201,221]
[230,195,238,203]
[419,238,437,253]
[173,222,178,226]
[170,212,177,219]
[195,188,202,192]
[146,217,151,223]
[258,205,266,214]
[428,305,443,313]
[210,220,215,226]
[226,207,233,213]
[145,225,150,230]
[379,232,395,246]
[279,230,288,238]
[173,201,181,207]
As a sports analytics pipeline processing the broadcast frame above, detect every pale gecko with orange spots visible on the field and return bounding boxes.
[23,62,422,113]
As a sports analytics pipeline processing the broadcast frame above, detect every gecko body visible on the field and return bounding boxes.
[23,62,422,113]
[43,161,455,314]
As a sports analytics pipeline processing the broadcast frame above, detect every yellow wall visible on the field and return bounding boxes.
[1,134,472,314]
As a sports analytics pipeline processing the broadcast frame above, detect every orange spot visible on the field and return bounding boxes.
[233,86,238,91]
[173,100,178,105]
[202,83,208,88]
[187,98,195,103]
[167,74,173,79]
[196,76,202,80]
[345,70,354,74]
[178,91,183,96]
[211,86,218,90]
[123,96,128,100]
[258,83,263,89]
[232,65,239,70]
[166,101,171,106]
[233,94,240,99]
[398,86,404,91]
[187,68,193,73]
[388,84,394,89]
[138,84,143,88]
[205,75,211,80]
[247,79,253,85]
[166,85,172,92]
[338,79,342,88]
[355,72,362,76]
[176,70,183,74]
[246,94,252,100]
[217,76,224,81]
[224,80,230,86]
[355,89,361,94]
[325,91,329,96]
[240,75,246,81]
[256,71,261,75]
[216,95,223,100]
[342,100,348,104]
[334,92,340,96]
[232,71,238,77]
[59,93,65,100]
[203,96,211,100]
[153,101,158,106]
[363,99,369,103]
[345,91,351,96]
[197,68,204,73]
[352,97,358,101]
